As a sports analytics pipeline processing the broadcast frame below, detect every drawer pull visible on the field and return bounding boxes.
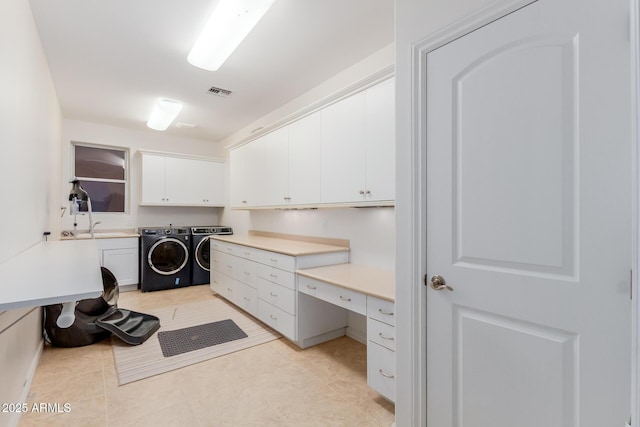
[270,258,278,263]
[339,296,351,302]
[244,252,251,256]
[270,314,278,320]
[243,297,250,301]
[306,285,316,290]
[378,333,394,341]
[244,271,251,275]
[227,248,233,252]
[227,287,232,292]
[269,292,278,297]
[270,274,278,278]
[227,265,233,269]
[379,369,395,379]
[379,308,394,316]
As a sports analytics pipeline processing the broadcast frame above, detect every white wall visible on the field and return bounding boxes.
[0,0,63,425]
[59,119,227,234]
[394,0,501,425]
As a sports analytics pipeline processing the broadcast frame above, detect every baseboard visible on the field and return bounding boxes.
[346,326,367,345]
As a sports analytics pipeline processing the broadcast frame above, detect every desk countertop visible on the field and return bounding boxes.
[296,263,395,302]
[210,234,350,257]
[0,240,104,311]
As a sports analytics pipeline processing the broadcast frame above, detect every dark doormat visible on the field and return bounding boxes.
[157,319,248,357]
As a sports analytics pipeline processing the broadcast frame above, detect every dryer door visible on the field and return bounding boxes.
[148,237,189,275]
[195,236,210,271]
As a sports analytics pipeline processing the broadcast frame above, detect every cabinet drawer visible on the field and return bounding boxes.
[257,299,295,340]
[258,278,296,315]
[298,276,366,316]
[236,259,259,288]
[211,240,235,254]
[367,296,395,326]
[236,246,260,262]
[258,251,295,272]
[367,341,395,402]
[258,264,295,290]
[210,272,232,300]
[236,282,258,316]
[367,317,395,351]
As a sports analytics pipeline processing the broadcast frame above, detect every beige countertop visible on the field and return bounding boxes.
[210,232,350,257]
[296,263,395,302]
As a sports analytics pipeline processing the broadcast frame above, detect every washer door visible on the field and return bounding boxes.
[148,237,189,275]
[195,236,210,271]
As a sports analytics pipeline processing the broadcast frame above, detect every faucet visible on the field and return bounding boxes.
[92,221,101,230]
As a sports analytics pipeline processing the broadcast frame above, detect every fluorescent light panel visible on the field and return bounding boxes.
[188,0,275,71]
[146,99,183,131]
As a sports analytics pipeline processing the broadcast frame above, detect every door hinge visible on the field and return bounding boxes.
[631,269,633,300]
[423,274,428,286]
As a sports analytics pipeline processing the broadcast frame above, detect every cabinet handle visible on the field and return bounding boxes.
[379,369,395,379]
[359,190,365,195]
[284,196,291,201]
[339,296,351,302]
[270,314,277,320]
[227,265,233,269]
[270,258,278,263]
[227,287,232,292]
[242,200,247,204]
[269,292,277,297]
[365,190,371,195]
[244,271,251,275]
[378,333,394,341]
[244,252,251,256]
[270,274,278,278]
[243,297,250,301]
[378,308,394,316]
[306,284,316,290]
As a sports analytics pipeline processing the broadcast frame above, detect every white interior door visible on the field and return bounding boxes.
[426,1,632,426]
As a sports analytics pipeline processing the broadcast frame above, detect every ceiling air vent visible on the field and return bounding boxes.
[207,86,232,98]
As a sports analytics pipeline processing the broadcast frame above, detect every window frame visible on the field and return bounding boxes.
[71,141,129,214]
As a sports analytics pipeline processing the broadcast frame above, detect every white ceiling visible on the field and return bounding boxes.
[29,0,395,142]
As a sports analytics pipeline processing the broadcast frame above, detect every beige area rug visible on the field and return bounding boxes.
[111,297,280,385]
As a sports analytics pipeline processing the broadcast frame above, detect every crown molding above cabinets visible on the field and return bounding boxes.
[230,77,395,209]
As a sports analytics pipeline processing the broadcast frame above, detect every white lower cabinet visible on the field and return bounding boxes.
[95,238,138,288]
[366,296,395,402]
[210,239,349,346]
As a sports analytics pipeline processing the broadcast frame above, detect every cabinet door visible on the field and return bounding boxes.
[365,78,395,202]
[140,154,167,204]
[163,156,189,204]
[230,146,247,208]
[102,248,138,286]
[188,159,225,206]
[243,138,266,207]
[230,140,265,208]
[263,127,290,206]
[289,111,321,205]
[321,91,366,204]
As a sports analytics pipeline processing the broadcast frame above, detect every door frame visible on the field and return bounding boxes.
[395,0,639,425]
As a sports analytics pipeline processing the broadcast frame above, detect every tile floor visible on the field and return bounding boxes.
[19,285,395,426]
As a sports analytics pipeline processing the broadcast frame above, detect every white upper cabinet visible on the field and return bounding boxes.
[321,78,395,205]
[140,152,224,207]
[263,127,290,206]
[364,78,395,203]
[320,90,367,204]
[289,111,322,206]
[229,77,394,209]
[187,158,225,206]
[230,138,265,208]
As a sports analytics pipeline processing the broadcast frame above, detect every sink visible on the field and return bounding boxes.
[75,231,132,239]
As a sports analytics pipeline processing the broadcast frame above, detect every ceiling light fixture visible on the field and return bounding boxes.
[187,0,275,71]
[146,99,183,131]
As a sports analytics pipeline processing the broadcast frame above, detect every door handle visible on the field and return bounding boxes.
[430,275,453,291]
